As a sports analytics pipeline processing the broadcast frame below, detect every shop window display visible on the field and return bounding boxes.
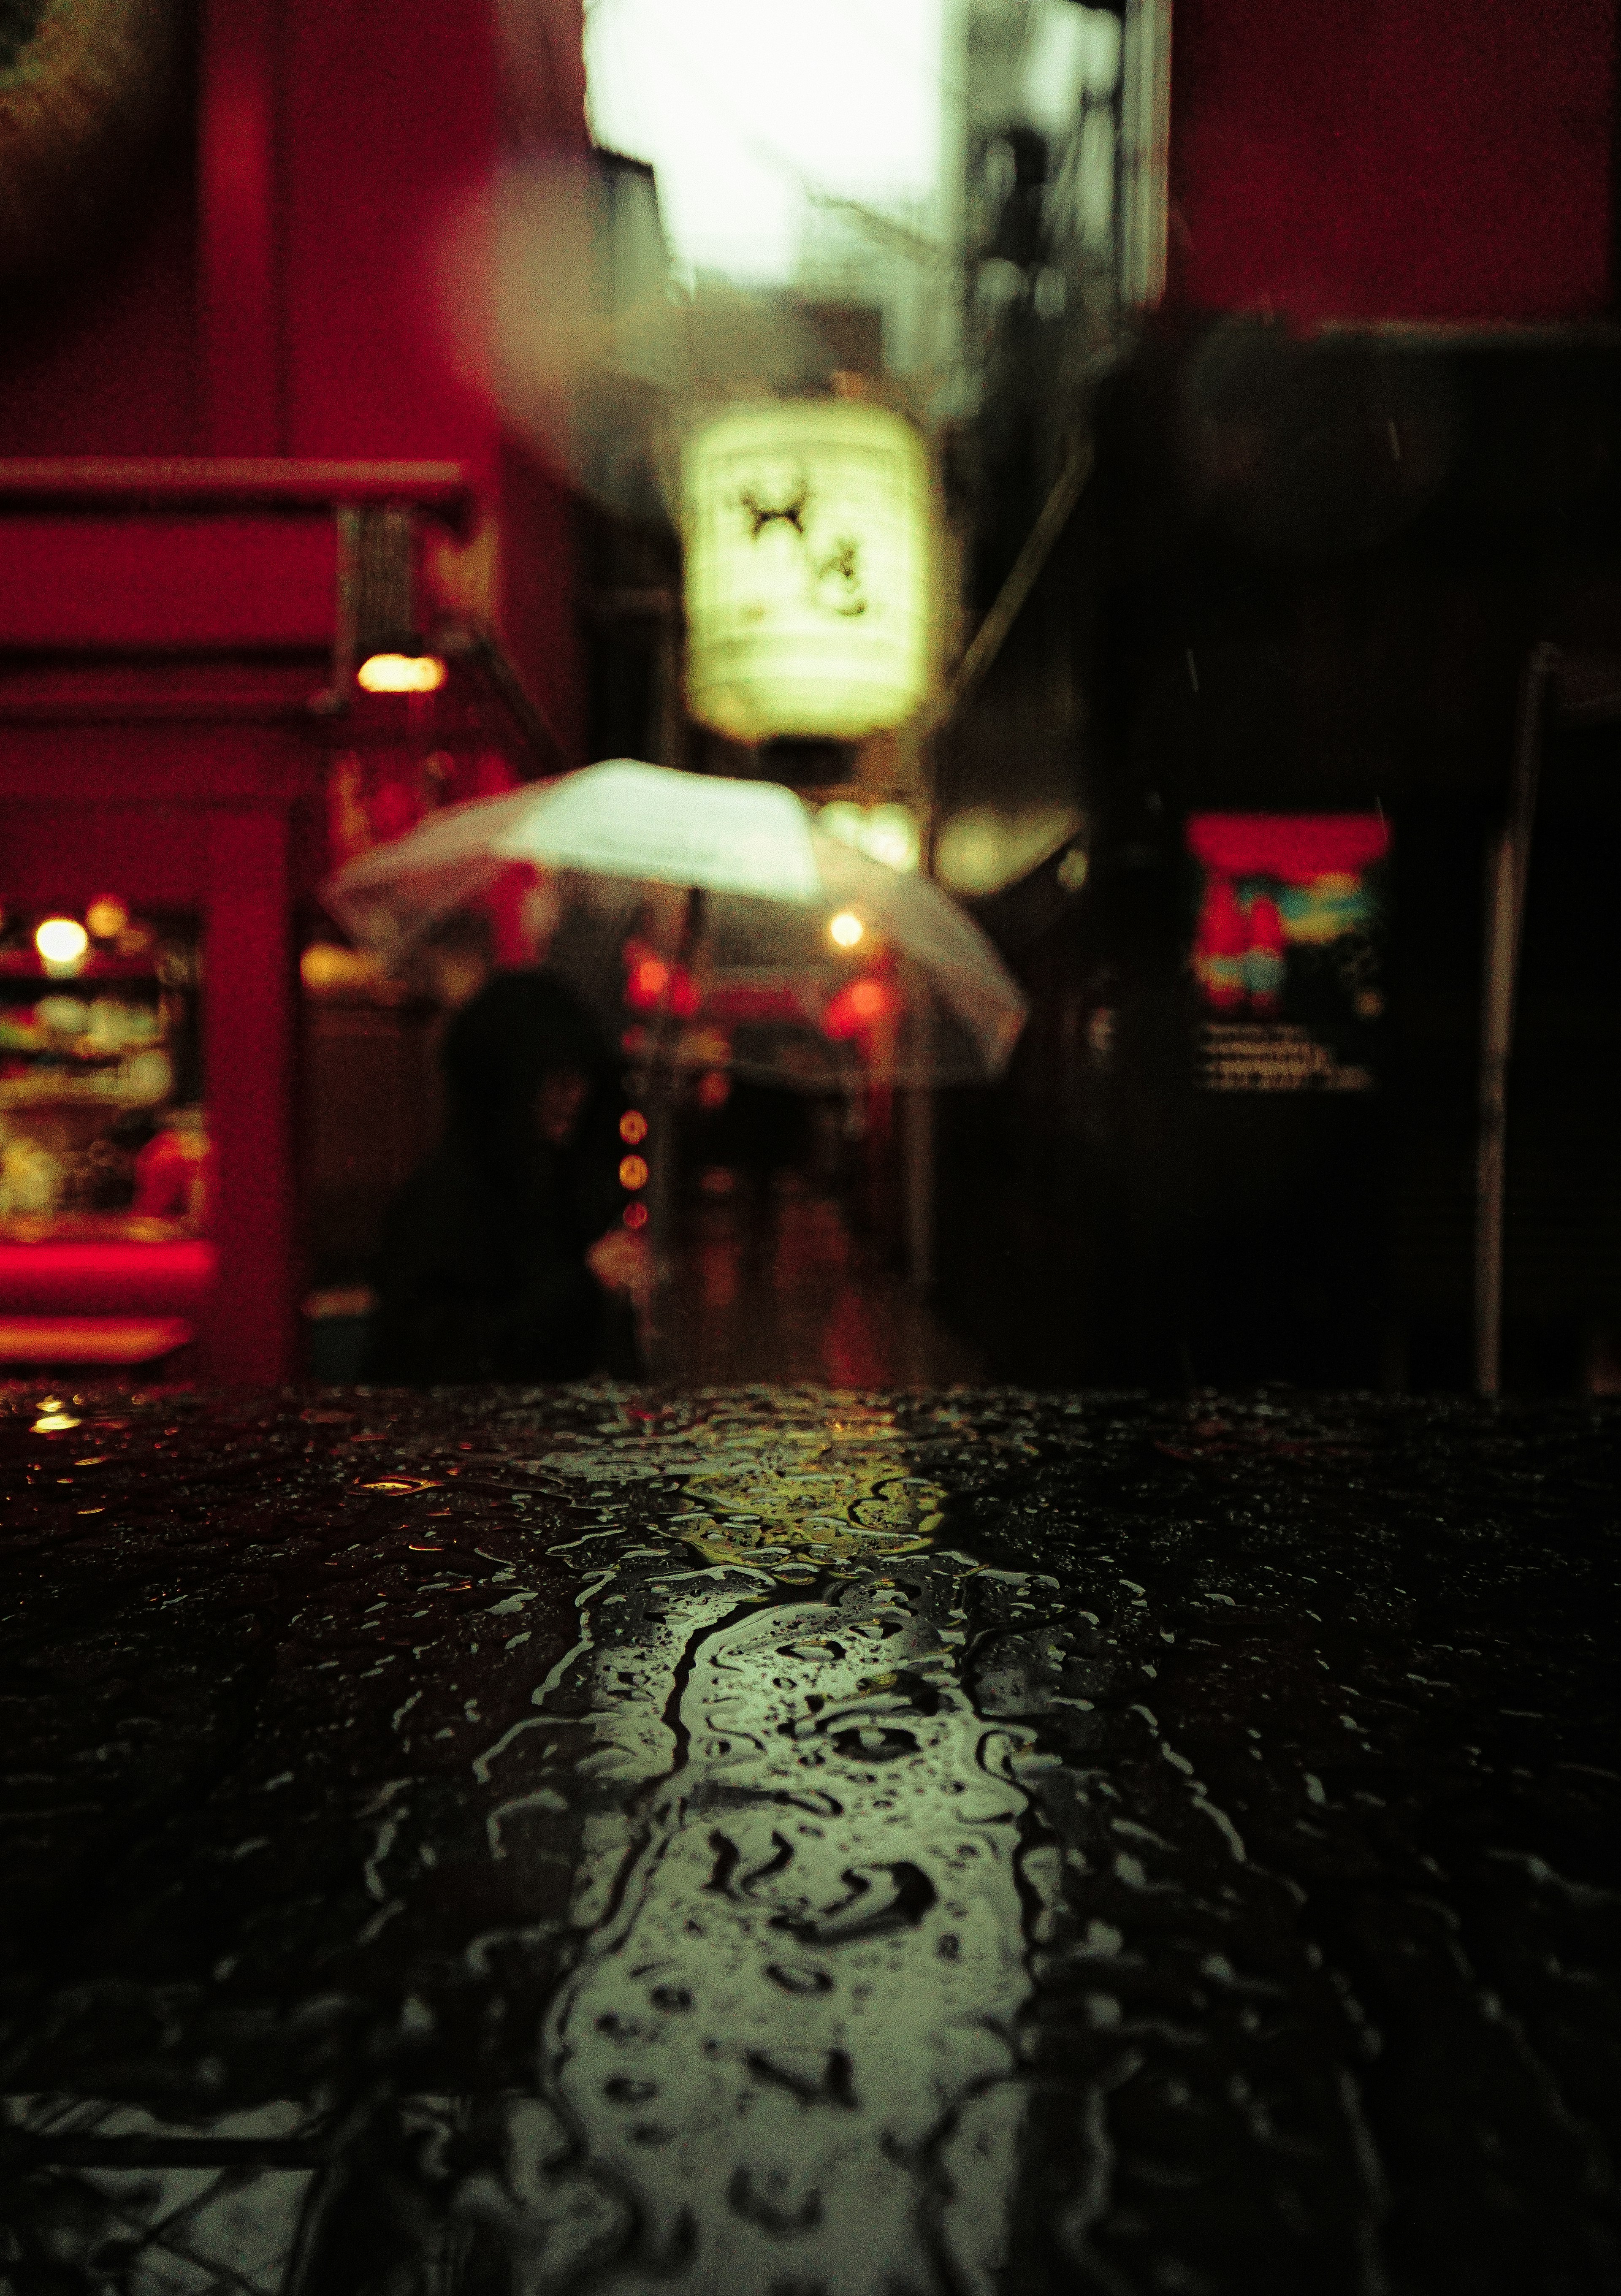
[1187,814,1390,1094]
[0,907,206,1240]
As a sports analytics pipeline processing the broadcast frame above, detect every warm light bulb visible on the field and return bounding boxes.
[620,1110,649,1145]
[35,917,89,973]
[618,1154,650,1191]
[829,910,865,950]
[357,652,448,695]
[85,896,129,941]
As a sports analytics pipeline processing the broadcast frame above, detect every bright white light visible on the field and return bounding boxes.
[862,804,920,874]
[357,653,447,695]
[35,917,88,970]
[829,910,865,949]
[818,802,920,874]
[1020,0,1089,136]
[819,802,867,852]
[586,0,944,282]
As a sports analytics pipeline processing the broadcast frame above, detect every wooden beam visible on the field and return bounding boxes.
[0,458,473,523]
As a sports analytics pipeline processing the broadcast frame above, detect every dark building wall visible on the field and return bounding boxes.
[938,0,1621,1392]
[937,331,1621,1392]
[0,98,200,453]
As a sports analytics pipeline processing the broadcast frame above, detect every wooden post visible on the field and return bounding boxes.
[1474,643,1556,1398]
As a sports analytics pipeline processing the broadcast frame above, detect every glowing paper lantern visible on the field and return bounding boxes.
[683,400,934,742]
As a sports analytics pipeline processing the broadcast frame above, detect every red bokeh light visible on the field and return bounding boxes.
[823,977,893,1041]
[624,942,699,1017]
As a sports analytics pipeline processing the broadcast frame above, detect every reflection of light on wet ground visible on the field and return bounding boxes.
[666,1185,987,1388]
[504,1404,1058,2293]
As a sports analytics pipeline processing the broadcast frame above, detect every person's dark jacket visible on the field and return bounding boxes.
[367,970,632,1384]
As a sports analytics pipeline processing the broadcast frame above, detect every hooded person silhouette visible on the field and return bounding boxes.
[368,970,645,1383]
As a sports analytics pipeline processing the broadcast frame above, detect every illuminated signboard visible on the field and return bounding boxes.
[1187,813,1390,1093]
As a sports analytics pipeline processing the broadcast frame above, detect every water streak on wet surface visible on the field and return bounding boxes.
[515,1409,1049,2291]
[0,1385,1618,2293]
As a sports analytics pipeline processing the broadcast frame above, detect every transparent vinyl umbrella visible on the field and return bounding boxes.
[322,760,1027,1090]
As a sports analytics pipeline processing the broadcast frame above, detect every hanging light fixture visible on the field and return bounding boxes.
[683,399,935,743]
[340,502,448,698]
[357,650,447,694]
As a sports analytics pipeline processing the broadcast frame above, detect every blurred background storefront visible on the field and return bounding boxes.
[3,0,1618,1390]
[578,0,1621,1399]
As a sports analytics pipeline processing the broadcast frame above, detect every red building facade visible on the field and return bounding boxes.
[0,0,589,1380]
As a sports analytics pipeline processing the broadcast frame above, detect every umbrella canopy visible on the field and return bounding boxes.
[322,760,1027,1087]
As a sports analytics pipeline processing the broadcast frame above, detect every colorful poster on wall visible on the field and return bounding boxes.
[1187,813,1390,1092]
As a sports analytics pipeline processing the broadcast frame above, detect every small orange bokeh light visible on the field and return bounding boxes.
[619,1154,650,1190]
[620,1109,649,1144]
[86,896,129,941]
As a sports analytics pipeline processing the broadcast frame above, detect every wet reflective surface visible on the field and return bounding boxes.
[1,1385,1618,2292]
